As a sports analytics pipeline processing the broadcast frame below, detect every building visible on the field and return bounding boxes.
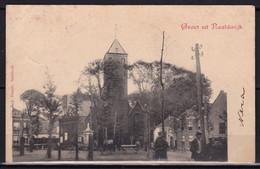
[208,90,227,138]
[153,90,227,151]
[33,116,59,149]
[12,107,59,150]
[103,39,129,143]
[59,93,91,146]
[61,94,91,116]
[128,102,147,146]
[175,108,200,151]
[12,108,29,149]
[153,115,176,149]
[153,107,200,151]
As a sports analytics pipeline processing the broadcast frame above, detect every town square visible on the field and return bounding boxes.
[8,6,254,163]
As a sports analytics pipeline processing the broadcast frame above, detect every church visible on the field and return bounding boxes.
[102,39,147,145]
[56,38,147,148]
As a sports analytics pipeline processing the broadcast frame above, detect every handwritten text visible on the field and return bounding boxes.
[237,87,245,127]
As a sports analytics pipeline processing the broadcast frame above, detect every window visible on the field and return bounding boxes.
[188,122,193,130]
[64,133,68,141]
[121,58,125,64]
[189,135,193,147]
[13,122,20,130]
[182,136,185,142]
[219,123,226,134]
[13,136,19,145]
[189,135,193,142]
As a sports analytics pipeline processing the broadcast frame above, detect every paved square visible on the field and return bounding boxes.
[13,150,192,162]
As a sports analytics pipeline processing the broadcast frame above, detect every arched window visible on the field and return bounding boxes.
[121,58,125,64]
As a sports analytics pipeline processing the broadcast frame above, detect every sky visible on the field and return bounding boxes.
[6,5,254,111]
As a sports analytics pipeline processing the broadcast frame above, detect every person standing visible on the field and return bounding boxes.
[190,130,204,161]
[154,132,169,160]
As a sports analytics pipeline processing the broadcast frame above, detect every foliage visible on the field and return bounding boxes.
[80,58,212,143]
[128,60,212,127]
[42,71,62,158]
[68,88,82,117]
[20,89,45,137]
[79,59,110,142]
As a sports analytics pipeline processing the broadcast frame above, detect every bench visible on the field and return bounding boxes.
[121,145,138,154]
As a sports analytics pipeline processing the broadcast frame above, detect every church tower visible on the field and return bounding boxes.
[103,39,128,143]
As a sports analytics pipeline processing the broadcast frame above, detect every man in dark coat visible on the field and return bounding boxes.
[190,130,204,161]
[154,132,169,160]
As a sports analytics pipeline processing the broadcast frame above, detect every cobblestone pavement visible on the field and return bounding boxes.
[12,149,192,162]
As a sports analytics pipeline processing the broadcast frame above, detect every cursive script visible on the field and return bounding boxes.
[237,87,245,127]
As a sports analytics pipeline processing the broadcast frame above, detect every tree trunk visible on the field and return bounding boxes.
[96,129,99,147]
[19,137,25,156]
[46,124,53,158]
[29,121,34,153]
[87,134,93,161]
[75,123,79,160]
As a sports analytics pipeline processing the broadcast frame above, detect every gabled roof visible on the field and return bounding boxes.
[156,106,198,128]
[156,115,173,128]
[128,102,145,116]
[210,90,227,109]
[107,39,127,54]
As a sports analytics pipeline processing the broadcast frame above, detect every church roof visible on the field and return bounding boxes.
[107,39,127,54]
[128,102,145,116]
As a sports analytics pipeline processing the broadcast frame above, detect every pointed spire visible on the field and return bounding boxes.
[107,39,127,54]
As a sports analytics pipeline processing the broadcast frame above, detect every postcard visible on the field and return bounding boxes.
[6,5,255,163]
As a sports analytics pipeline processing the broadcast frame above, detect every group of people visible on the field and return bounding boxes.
[153,130,223,161]
[99,130,220,161]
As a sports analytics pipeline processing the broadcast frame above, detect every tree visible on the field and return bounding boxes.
[20,89,45,152]
[68,88,82,117]
[68,88,82,160]
[128,61,212,128]
[42,72,62,159]
[79,59,125,144]
[79,59,106,144]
